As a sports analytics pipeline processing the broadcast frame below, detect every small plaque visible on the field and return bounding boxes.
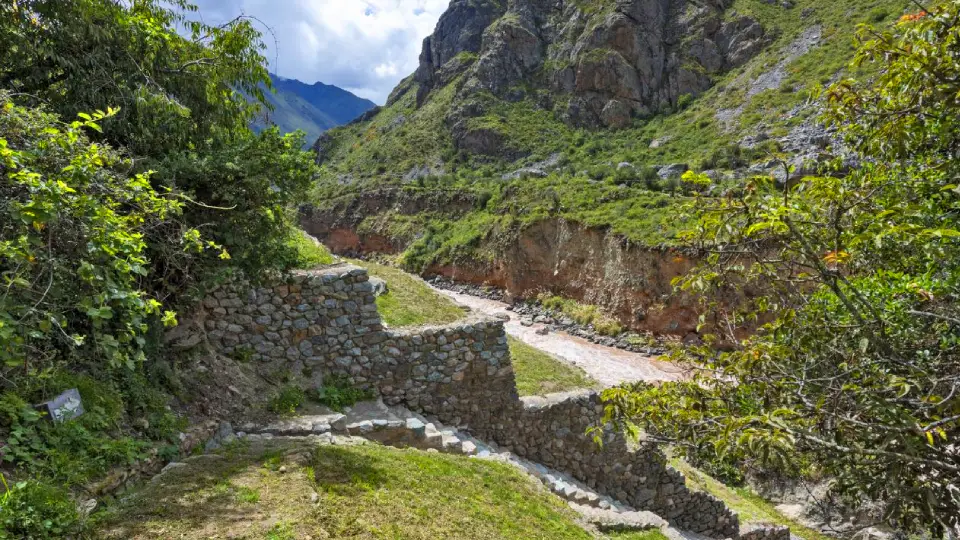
[37,388,84,423]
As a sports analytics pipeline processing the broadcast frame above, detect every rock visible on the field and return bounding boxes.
[369,276,389,297]
[409,0,769,135]
[535,327,550,336]
[649,136,672,149]
[600,100,632,129]
[501,153,563,180]
[657,163,689,179]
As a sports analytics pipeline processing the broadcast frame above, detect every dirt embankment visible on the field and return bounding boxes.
[301,196,705,336]
[300,188,480,256]
[425,220,703,336]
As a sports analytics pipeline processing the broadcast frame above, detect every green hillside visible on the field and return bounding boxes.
[310,0,911,269]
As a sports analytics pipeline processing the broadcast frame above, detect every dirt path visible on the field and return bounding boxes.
[435,288,686,387]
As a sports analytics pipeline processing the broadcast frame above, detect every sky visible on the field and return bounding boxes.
[188,0,450,104]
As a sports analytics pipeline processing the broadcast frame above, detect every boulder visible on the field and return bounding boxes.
[657,163,689,179]
[600,100,633,129]
[369,277,389,297]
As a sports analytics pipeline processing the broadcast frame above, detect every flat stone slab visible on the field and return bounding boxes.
[258,414,343,436]
[572,503,667,531]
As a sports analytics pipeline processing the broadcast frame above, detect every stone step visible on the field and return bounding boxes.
[570,503,668,532]
[253,414,343,436]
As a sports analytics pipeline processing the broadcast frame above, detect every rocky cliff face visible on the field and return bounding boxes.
[394,0,769,156]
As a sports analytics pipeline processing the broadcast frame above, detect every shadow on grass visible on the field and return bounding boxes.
[310,445,390,496]
[96,443,319,538]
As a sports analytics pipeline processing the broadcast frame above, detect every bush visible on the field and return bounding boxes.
[0,392,147,487]
[537,294,624,336]
[0,98,202,377]
[307,376,373,412]
[0,478,81,539]
[268,386,305,415]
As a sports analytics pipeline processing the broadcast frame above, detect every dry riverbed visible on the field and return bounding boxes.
[434,288,686,388]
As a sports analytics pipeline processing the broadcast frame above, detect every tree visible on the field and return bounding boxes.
[601,3,960,533]
[0,95,205,376]
[0,0,314,283]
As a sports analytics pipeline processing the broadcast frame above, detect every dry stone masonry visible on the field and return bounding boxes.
[198,264,760,538]
[202,264,517,426]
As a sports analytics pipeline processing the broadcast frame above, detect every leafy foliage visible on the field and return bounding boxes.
[268,385,306,416]
[0,98,202,375]
[0,477,82,539]
[601,4,960,533]
[0,0,317,521]
[307,375,373,413]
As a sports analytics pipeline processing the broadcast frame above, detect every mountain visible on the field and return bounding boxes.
[303,0,911,333]
[255,74,376,145]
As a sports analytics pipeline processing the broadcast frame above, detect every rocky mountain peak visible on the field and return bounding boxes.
[399,0,769,155]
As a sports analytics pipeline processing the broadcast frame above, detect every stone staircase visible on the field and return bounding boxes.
[228,399,723,538]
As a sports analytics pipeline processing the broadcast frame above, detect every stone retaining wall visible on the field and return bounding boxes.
[199,264,740,537]
[476,391,738,537]
[201,264,517,427]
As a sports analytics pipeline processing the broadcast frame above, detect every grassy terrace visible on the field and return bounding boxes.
[97,440,595,539]
[354,259,468,328]
[509,336,598,396]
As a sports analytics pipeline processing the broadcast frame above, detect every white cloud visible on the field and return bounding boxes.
[189,0,450,104]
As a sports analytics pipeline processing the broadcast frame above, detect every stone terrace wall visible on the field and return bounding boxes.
[201,264,517,428]
[475,392,738,538]
[199,264,738,538]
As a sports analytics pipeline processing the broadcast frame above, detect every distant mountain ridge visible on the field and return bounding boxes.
[255,74,376,145]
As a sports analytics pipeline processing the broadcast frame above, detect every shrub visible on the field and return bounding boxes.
[537,294,624,336]
[0,478,81,539]
[0,392,147,487]
[268,386,306,415]
[0,98,204,377]
[307,376,373,412]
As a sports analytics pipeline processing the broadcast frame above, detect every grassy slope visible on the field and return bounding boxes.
[97,439,595,539]
[348,260,597,396]
[509,336,598,396]
[352,259,468,327]
[310,0,911,271]
[290,229,336,268]
[670,459,834,540]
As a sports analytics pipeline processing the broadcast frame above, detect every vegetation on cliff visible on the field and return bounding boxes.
[601,4,960,532]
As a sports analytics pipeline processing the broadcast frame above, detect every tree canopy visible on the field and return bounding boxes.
[602,2,960,533]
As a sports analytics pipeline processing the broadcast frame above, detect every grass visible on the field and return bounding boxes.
[350,258,467,327]
[97,439,595,539]
[538,294,625,336]
[289,229,334,268]
[509,336,598,396]
[670,458,835,540]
